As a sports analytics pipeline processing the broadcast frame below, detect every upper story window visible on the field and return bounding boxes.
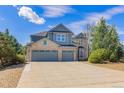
[79,39,83,45]
[56,34,66,42]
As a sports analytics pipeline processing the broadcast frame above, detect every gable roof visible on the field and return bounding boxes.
[49,24,73,34]
[74,32,86,39]
[31,31,48,37]
[31,31,48,42]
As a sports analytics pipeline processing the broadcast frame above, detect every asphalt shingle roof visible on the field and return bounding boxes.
[49,24,73,34]
[74,32,86,39]
[31,31,48,37]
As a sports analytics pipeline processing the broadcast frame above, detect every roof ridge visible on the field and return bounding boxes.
[48,24,73,34]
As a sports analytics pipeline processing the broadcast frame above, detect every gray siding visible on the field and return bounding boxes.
[68,33,72,44]
[48,32,73,45]
[47,32,53,40]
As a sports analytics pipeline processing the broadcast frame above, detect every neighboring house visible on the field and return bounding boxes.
[27,24,88,61]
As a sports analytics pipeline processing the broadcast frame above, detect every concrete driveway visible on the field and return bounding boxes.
[17,62,124,88]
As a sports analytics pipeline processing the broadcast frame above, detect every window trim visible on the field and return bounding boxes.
[56,33,66,42]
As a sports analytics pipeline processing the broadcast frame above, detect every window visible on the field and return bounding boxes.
[56,34,66,42]
[43,40,48,46]
[79,40,83,45]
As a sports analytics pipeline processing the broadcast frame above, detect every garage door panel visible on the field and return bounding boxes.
[31,50,58,61]
[62,51,74,61]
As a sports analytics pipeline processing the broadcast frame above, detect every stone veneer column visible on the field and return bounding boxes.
[58,50,62,61]
[26,47,31,62]
[74,50,77,61]
[29,48,32,62]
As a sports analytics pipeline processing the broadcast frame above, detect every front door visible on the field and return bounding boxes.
[78,47,84,61]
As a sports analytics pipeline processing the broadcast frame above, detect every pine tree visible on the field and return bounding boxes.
[90,18,123,62]
[91,17,108,51]
[0,29,26,67]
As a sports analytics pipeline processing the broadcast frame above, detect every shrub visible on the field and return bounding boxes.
[15,54,26,64]
[120,56,124,62]
[88,49,108,63]
[109,52,118,62]
[0,56,16,67]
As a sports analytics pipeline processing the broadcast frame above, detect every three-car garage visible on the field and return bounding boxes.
[28,37,77,62]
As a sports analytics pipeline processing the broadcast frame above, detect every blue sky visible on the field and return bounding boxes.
[0,5,124,45]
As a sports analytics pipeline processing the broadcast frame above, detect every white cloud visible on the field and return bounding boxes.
[48,25,54,29]
[12,5,17,7]
[42,5,74,18]
[115,27,124,35]
[118,30,124,35]
[120,40,124,45]
[12,5,20,10]
[68,6,124,34]
[122,42,124,45]
[18,6,45,24]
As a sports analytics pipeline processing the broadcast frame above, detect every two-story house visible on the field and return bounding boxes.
[26,24,88,61]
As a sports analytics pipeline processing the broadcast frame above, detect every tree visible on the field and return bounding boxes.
[108,25,123,61]
[91,17,108,51]
[0,29,26,67]
[0,31,16,66]
[90,17,123,62]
